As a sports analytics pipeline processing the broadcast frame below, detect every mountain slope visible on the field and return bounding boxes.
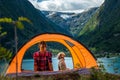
[0,0,70,51]
[42,7,98,36]
[78,0,120,53]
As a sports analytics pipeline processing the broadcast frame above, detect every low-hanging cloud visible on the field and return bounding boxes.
[29,0,104,12]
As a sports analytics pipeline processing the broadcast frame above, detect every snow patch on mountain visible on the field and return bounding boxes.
[60,14,71,20]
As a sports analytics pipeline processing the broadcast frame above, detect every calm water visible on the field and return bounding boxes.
[0,57,120,74]
[22,57,73,71]
[22,57,120,74]
[97,57,120,74]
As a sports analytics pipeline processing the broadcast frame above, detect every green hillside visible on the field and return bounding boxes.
[0,0,70,54]
[78,0,120,53]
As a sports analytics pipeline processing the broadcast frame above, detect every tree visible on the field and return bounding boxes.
[0,26,11,61]
[0,26,7,39]
[0,17,31,29]
[0,17,31,60]
[0,17,31,79]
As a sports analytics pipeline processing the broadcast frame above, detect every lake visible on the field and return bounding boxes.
[22,57,73,71]
[22,57,120,74]
[0,57,120,74]
[97,57,120,74]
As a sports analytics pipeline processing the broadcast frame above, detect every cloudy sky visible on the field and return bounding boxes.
[29,0,104,13]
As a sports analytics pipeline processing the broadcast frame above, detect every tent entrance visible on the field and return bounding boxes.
[22,41,73,71]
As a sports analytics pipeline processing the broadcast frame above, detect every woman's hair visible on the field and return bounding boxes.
[38,41,46,47]
[57,52,65,60]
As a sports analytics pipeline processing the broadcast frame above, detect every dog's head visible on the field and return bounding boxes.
[57,52,65,60]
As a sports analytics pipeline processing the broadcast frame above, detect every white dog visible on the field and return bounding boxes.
[57,52,68,70]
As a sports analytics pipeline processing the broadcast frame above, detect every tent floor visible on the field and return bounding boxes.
[6,68,90,77]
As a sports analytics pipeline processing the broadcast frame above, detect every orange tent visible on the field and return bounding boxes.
[6,33,98,74]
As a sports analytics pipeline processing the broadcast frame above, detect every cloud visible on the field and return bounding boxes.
[29,0,104,12]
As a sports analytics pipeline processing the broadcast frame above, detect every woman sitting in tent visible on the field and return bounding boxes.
[33,41,53,71]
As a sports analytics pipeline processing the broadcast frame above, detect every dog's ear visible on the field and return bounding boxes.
[58,54,61,59]
[58,54,61,60]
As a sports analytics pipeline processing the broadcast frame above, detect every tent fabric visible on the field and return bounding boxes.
[6,33,98,74]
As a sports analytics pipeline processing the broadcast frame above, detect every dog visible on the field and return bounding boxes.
[57,52,69,70]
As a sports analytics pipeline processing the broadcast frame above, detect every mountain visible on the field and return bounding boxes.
[78,0,120,53]
[41,7,98,36]
[41,11,74,35]
[0,0,71,52]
